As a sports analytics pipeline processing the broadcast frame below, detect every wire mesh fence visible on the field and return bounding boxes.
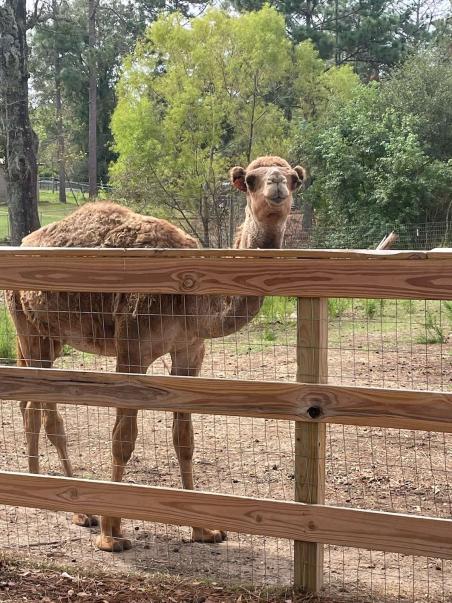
[0,284,451,601]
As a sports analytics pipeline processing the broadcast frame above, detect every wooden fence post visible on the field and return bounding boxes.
[294,297,328,592]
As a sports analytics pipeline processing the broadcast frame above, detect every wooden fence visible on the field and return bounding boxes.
[0,247,452,593]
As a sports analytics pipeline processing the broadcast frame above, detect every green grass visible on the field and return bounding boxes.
[0,190,91,241]
[0,186,113,241]
[253,297,451,348]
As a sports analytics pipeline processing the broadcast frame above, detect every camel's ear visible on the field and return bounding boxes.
[230,166,247,192]
[290,165,310,191]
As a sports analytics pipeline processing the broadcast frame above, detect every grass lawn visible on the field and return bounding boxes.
[0,191,85,242]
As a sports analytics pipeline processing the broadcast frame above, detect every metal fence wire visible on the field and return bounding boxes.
[0,265,451,603]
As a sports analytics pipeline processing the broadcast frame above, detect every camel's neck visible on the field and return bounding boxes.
[233,208,286,250]
[193,212,287,340]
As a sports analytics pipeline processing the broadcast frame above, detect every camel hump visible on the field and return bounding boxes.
[21,201,200,249]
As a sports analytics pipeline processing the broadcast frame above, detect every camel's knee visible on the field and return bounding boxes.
[22,402,42,473]
[112,412,138,467]
[41,405,73,476]
[43,407,67,446]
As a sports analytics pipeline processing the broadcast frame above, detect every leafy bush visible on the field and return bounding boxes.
[328,298,350,319]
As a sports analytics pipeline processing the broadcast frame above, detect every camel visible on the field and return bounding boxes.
[6,155,306,552]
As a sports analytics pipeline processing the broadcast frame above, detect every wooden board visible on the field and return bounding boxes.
[1,249,452,299]
[0,471,451,559]
[294,298,328,591]
[1,366,452,432]
[0,246,436,259]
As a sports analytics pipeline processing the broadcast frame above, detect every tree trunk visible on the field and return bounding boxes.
[53,0,66,204]
[246,74,258,163]
[0,0,40,245]
[228,194,235,247]
[88,0,97,199]
[301,201,314,245]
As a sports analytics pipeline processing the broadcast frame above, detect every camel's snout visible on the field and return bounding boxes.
[266,169,286,185]
[264,169,289,204]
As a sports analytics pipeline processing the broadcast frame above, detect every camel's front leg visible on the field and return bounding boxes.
[96,407,138,552]
[171,343,227,544]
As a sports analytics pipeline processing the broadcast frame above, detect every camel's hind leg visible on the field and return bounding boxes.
[171,341,227,544]
[15,334,97,527]
[41,403,98,527]
[16,337,52,475]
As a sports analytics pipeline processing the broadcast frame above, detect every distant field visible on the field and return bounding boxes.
[0,192,84,242]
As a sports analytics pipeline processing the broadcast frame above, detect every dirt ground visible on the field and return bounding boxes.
[0,555,329,603]
[0,314,451,602]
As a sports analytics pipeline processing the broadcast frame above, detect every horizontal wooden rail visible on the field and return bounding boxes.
[1,247,452,298]
[0,471,451,559]
[1,366,451,432]
[1,246,445,259]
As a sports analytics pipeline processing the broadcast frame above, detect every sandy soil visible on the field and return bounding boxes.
[0,317,451,602]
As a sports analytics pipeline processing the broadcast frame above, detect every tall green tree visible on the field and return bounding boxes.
[111,6,358,245]
[229,0,450,76]
[112,6,291,245]
[30,0,209,187]
[295,68,452,247]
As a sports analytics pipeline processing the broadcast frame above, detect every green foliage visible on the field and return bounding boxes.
[260,296,296,324]
[229,0,446,76]
[382,46,452,162]
[30,0,203,183]
[416,310,447,345]
[443,301,452,323]
[259,296,296,343]
[363,299,386,320]
[328,298,350,319]
[295,62,452,247]
[401,299,416,316]
[111,7,359,244]
[0,311,15,363]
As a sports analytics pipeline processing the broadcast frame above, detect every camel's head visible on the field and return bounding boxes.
[230,156,307,248]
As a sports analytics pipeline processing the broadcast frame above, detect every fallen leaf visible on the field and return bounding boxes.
[61,572,76,581]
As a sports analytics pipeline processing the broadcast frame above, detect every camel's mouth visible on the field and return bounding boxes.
[265,194,290,207]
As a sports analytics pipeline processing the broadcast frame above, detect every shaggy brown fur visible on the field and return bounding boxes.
[7,156,305,552]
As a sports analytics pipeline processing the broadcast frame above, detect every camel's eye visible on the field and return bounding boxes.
[245,174,256,190]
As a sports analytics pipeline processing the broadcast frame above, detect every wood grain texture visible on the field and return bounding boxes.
[0,471,451,559]
[295,298,328,591]
[1,250,452,299]
[1,366,452,432]
[0,246,436,259]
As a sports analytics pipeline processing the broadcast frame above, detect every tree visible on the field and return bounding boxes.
[30,0,71,203]
[381,45,452,162]
[111,7,293,246]
[88,0,97,198]
[229,0,450,76]
[30,0,210,189]
[295,82,452,247]
[0,0,41,245]
[111,6,359,245]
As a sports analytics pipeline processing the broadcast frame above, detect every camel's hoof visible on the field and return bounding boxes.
[192,528,227,543]
[95,535,132,552]
[72,513,98,528]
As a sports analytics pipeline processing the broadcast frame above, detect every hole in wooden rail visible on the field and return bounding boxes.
[307,406,322,419]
